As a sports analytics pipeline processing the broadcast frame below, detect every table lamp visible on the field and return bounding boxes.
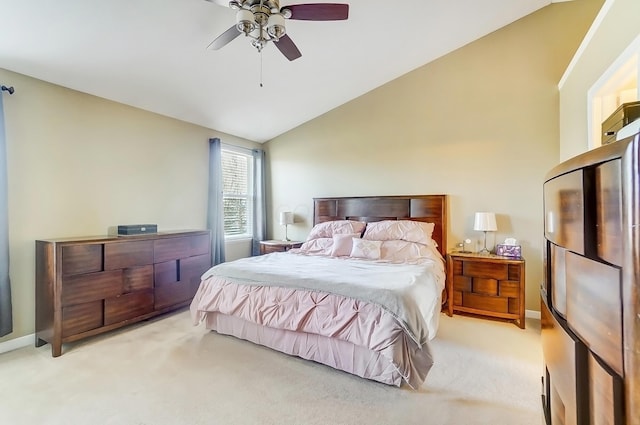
[279,211,294,241]
[474,212,497,254]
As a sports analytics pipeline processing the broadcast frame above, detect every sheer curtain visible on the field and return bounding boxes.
[207,138,226,265]
[0,90,12,337]
[251,149,266,256]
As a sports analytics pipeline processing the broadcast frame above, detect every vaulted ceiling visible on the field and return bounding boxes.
[0,0,561,142]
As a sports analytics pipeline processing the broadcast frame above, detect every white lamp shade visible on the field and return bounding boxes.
[473,212,497,232]
[279,211,294,225]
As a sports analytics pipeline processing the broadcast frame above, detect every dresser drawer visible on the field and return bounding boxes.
[566,252,623,375]
[62,301,103,337]
[123,265,153,292]
[104,240,153,270]
[541,300,582,425]
[588,351,624,425]
[105,289,154,325]
[154,260,178,286]
[61,270,123,306]
[154,234,210,263]
[62,244,103,275]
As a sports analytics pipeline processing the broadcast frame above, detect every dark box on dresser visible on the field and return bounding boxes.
[117,224,158,235]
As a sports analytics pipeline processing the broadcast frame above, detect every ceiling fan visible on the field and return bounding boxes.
[205,1,349,61]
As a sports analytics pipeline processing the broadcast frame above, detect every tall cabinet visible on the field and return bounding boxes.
[35,230,211,357]
[541,131,640,424]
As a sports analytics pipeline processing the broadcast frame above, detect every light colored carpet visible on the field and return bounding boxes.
[0,310,542,425]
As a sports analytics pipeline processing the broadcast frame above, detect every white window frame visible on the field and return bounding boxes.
[221,145,254,240]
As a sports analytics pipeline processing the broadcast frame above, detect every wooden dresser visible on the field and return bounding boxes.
[35,230,211,357]
[446,252,525,328]
[542,130,640,424]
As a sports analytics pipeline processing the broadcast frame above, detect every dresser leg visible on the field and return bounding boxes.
[51,342,62,357]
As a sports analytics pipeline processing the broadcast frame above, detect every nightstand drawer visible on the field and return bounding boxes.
[499,280,520,298]
[453,276,471,292]
[473,278,498,296]
[463,262,508,280]
[463,292,508,313]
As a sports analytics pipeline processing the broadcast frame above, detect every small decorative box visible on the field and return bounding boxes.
[496,244,521,258]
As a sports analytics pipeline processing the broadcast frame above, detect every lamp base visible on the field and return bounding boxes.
[477,231,491,255]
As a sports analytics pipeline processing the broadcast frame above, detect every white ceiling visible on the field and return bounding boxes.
[0,0,557,142]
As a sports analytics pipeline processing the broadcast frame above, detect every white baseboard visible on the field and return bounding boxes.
[0,333,34,355]
[525,309,541,320]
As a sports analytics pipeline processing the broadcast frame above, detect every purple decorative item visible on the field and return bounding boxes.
[496,244,521,258]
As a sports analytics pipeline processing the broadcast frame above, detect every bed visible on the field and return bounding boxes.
[190,195,448,388]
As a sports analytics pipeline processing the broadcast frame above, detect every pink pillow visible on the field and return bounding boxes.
[307,220,366,241]
[297,238,333,255]
[350,238,381,260]
[330,233,361,257]
[363,220,435,245]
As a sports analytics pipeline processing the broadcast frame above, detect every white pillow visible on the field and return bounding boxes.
[363,220,435,245]
[307,220,366,241]
[330,233,361,257]
[350,238,381,260]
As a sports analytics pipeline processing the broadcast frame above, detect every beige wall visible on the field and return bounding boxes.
[559,0,640,160]
[265,1,602,313]
[0,68,257,343]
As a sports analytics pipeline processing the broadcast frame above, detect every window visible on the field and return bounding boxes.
[221,146,254,238]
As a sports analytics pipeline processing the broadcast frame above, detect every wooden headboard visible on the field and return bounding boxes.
[313,195,448,256]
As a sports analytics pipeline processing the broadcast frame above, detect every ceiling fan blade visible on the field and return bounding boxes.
[274,34,302,61]
[207,25,241,50]
[283,3,349,21]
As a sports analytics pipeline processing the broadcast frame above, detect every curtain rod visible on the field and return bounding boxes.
[1,85,15,95]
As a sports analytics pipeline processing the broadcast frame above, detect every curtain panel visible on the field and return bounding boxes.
[207,138,226,265]
[0,91,12,337]
[251,149,266,256]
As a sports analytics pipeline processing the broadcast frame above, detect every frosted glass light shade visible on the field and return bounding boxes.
[473,212,497,232]
[279,211,294,225]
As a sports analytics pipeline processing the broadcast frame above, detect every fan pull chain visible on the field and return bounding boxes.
[259,50,263,88]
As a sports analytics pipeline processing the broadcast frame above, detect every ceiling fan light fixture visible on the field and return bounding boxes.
[267,13,286,40]
[207,0,349,62]
[236,9,256,35]
[280,8,292,19]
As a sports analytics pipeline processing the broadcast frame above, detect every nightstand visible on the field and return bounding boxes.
[259,240,303,255]
[446,252,526,329]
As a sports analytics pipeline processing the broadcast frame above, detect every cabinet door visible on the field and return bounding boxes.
[154,260,190,310]
[181,254,211,297]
